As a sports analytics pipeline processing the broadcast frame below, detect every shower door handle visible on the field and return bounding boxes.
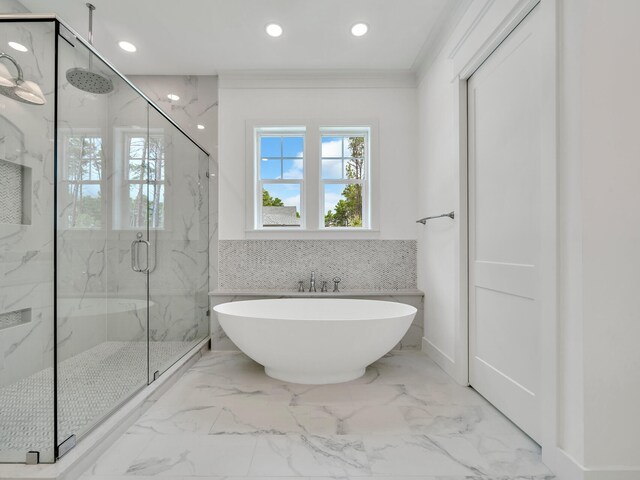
[131,238,150,273]
[138,239,151,273]
[131,239,142,272]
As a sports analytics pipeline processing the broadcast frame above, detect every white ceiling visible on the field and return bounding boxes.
[19,0,459,75]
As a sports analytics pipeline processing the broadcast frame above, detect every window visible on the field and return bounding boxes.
[124,133,166,229]
[321,129,369,228]
[256,128,305,228]
[61,134,103,229]
[251,124,373,233]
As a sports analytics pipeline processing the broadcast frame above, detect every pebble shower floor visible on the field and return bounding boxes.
[0,341,194,457]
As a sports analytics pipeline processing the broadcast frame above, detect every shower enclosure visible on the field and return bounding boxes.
[0,16,211,463]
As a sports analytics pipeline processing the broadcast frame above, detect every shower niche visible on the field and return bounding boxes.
[0,16,211,464]
[0,158,31,225]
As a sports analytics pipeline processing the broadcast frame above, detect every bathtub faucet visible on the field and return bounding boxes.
[309,271,316,292]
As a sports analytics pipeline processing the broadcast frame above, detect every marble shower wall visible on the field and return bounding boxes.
[0,0,29,13]
[218,240,417,291]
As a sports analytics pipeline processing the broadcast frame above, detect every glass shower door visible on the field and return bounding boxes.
[147,108,209,379]
[56,30,149,450]
[0,20,56,464]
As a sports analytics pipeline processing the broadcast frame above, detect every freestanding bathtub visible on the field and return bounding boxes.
[214,298,417,384]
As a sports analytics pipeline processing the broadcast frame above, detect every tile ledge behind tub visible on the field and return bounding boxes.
[209,289,425,297]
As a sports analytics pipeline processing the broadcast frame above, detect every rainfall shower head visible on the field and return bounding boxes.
[66,67,113,94]
[66,3,114,94]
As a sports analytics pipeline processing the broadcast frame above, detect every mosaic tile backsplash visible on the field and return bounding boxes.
[218,240,417,291]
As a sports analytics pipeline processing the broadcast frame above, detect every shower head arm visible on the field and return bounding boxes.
[0,52,24,83]
[86,3,95,45]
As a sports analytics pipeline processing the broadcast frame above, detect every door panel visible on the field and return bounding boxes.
[147,108,209,380]
[468,6,542,441]
[56,31,149,447]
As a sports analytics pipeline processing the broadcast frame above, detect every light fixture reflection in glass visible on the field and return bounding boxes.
[14,80,45,105]
[8,41,28,52]
[118,41,137,52]
[0,52,46,105]
[265,23,283,37]
[351,23,369,37]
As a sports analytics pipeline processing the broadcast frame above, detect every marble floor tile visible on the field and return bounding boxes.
[185,352,283,386]
[80,351,554,480]
[287,383,355,406]
[248,434,371,477]
[363,434,490,476]
[127,405,222,435]
[286,405,411,436]
[155,380,295,408]
[122,434,256,476]
[287,406,342,435]
[209,404,300,435]
[87,434,155,476]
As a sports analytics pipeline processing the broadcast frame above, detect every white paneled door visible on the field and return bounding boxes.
[468,6,542,442]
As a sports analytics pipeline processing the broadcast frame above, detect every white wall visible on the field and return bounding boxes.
[418,0,640,478]
[218,80,418,240]
[416,55,460,376]
[563,0,640,470]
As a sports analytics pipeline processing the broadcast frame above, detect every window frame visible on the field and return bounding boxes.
[319,127,371,230]
[246,120,379,238]
[254,127,306,230]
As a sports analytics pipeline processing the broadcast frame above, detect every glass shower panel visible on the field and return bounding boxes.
[147,108,209,379]
[56,31,148,446]
[0,20,56,464]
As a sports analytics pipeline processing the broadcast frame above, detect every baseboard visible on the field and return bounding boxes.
[0,337,209,480]
[544,446,640,480]
[422,336,458,377]
[544,447,585,480]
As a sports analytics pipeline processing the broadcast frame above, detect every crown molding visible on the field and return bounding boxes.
[218,70,417,90]
[414,0,474,82]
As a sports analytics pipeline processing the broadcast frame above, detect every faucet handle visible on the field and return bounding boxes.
[333,277,341,292]
[321,281,328,293]
[298,280,305,292]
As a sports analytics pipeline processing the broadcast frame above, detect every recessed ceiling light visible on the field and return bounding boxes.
[351,23,369,37]
[197,124,205,130]
[167,93,180,101]
[8,41,28,52]
[265,23,283,38]
[118,41,137,53]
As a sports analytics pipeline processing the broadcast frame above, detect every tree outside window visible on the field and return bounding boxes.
[321,131,368,228]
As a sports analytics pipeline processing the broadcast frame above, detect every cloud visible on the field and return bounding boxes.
[322,139,342,157]
[324,191,343,213]
[283,160,303,179]
[322,159,343,179]
[283,195,301,210]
